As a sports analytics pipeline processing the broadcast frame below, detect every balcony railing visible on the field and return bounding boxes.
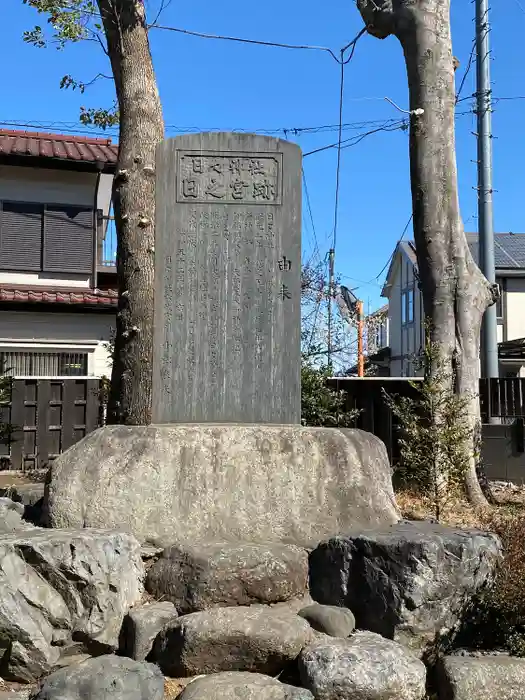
[98,214,117,269]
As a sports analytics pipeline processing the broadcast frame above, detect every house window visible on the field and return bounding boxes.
[496,277,503,319]
[402,288,414,325]
[407,289,414,323]
[0,201,94,274]
[0,351,89,377]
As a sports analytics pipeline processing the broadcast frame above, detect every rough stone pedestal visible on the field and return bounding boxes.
[44,424,400,546]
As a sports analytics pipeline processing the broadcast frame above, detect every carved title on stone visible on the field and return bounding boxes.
[153,133,301,425]
[177,152,282,205]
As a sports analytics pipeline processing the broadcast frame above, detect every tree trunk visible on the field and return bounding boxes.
[97,0,164,424]
[356,0,497,507]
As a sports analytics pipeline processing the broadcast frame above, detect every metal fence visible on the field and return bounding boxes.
[479,377,525,419]
[328,376,525,464]
[0,351,89,378]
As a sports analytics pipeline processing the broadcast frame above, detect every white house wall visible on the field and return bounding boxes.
[388,257,403,376]
[0,165,113,289]
[0,310,115,377]
[387,251,425,376]
[505,278,525,341]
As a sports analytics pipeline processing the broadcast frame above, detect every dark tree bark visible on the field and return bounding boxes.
[356,0,498,506]
[97,0,164,424]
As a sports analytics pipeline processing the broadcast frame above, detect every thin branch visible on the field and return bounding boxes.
[83,72,113,87]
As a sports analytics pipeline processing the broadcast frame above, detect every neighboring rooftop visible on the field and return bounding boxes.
[399,233,525,270]
[0,286,117,309]
[0,128,118,171]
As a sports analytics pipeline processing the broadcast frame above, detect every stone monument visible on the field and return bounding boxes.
[152,133,301,424]
[44,133,400,545]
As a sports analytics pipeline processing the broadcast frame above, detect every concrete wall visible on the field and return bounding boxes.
[0,310,115,377]
[0,165,113,289]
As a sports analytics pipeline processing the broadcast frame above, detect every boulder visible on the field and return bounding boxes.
[298,631,426,700]
[145,542,308,613]
[120,602,178,661]
[309,521,502,653]
[0,484,45,507]
[44,424,400,545]
[0,693,31,700]
[0,498,34,533]
[0,528,143,682]
[29,655,164,700]
[178,672,314,699]
[436,654,525,700]
[298,604,355,638]
[152,605,314,677]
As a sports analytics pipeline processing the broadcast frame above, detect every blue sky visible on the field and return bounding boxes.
[3,0,525,312]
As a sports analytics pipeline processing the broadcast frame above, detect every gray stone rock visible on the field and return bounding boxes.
[309,521,502,653]
[152,605,314,677]
[299,631,426,700]
[29,655,164,700]
[298,604,355,638]
[178,672,314,700]
[436,654,525,700]
[120,601,178,661]
[0,498,25,516]
[0,692,31,700]
[44,424,400,545]
[0,498,34,533]
[270,595,314,615]
[0,484,45,507]
[154,133,302,426]
[0,528,143,682]
[145,542,308,613]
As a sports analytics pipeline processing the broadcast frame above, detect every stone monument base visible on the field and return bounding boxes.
[44,424,400,546]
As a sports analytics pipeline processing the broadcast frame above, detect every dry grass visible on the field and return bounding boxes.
[396,486,525,530]
[396,490,490,528]
[164,676,204,699]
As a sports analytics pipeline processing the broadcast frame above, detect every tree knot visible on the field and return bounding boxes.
[489,282,500,307]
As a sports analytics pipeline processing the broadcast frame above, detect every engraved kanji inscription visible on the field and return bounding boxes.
[279,283,292,300]
[278,255,292,271]
[177,151,282,204]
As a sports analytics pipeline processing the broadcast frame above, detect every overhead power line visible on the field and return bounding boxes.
[302,169,321,264]
[372,214,414,284]
[0,116,408,138]
[150,23,342,62]
[456,41,476,104]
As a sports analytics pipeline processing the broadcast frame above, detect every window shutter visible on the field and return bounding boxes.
[0,202,43,271]
[43,206,93,274]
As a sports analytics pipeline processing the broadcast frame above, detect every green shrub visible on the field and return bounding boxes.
[384,338,473,521]
[300,359,358,427]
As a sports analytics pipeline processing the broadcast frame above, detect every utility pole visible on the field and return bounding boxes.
[356,300,364,377]
[475,0,499,380]
[327,248,335,371]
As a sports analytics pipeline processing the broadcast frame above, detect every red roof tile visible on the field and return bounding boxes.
[0,286,118,308]
[0,129,118,168]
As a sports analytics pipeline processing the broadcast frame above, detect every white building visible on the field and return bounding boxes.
[382,234,525,377]
[0,128,117,378]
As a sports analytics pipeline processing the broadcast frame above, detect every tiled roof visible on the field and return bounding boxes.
[400,234,525,270]
[0,287,118,308]
[0,129,118,168]
[466,232,525,269]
